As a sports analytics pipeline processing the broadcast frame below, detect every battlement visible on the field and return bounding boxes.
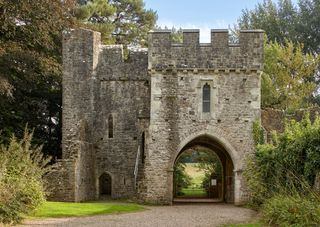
[148,29,264,71]
[63,28,148,81]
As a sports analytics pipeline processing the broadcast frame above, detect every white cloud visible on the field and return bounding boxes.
[156,20,229,43]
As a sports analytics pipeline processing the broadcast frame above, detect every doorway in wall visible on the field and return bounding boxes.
[99,173,112,198]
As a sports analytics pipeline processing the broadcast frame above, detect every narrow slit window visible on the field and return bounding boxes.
[108,114,113,138]
[141,132,145,163]
[203,83,211,112]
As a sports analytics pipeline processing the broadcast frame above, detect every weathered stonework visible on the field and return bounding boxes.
[48,28,264,205]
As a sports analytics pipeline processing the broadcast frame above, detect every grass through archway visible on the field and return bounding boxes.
[174,147,223,199]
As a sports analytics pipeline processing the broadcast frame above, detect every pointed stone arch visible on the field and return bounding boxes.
[169,131,242,204]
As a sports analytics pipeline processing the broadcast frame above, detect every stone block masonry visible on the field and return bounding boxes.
[48,28,264,205]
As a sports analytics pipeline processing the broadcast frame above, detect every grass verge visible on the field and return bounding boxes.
[223,223,264,227]
[29,201,144,218]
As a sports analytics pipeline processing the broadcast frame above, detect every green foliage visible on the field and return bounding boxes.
[0,0,75,158]
[198,152,222,192]
[237,0,320,54]
[261,194,320,226]
[297,0,320,54]
[30,201,144,218]
[238,0,320,107]
[175,148,223,197]
[75,0,157,46]
[253,120,265,145]
[262,40,319,110]
[224,224,263,227]
[245,114,320,225]
[0,129,51,224]
[248,114,320,197]
[243,154,269,208]
[174,162,192,195]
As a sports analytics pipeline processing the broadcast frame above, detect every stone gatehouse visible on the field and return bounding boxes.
[48,28,264,205]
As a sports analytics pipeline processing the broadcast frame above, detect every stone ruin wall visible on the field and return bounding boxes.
[47,28,264,204]
[47,28,150,202]
[93,40,150,199]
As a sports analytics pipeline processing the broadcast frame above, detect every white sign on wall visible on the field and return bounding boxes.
[211,179,217,186]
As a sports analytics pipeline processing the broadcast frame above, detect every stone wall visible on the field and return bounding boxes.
[50,28,263,204]
[92,44,150,198]
[52,28,150,201]
[261,107,320,141]
[142,29,264,205]
[46,159,75,201]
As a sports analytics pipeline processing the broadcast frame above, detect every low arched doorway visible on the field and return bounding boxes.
[173,135,234,203]
[99,173,112,197]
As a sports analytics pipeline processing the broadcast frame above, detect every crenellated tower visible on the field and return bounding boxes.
[144,29,264,204]
[47,28,264,205]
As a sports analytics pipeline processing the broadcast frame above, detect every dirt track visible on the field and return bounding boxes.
[20,203,257,227]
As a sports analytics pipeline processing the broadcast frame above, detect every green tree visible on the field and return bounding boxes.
[262,40,319,110]
[0,0,75,158]
[297,0,320,54]
[74,0,157,46]
[0,0,157,160]
[238,0,320,54]
[238,0,320,108]
[174,162,191,196]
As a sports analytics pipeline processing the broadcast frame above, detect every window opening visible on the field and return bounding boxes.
[108,114,113,138]
[203,83,211,112]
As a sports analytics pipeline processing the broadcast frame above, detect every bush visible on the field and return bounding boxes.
[262,194,320,226]
[245,114,320,225]
[0,129,50,225]
[246,115,320,202]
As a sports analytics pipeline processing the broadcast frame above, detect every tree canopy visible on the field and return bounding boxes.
[0,0,75,158]
[238,0,320,109]
[74,0,157,46]
[262,40,319,110]
[0,0,156,159]
[238,0,320,54]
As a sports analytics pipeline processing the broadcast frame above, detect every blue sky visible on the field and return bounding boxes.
[144,0,298,42]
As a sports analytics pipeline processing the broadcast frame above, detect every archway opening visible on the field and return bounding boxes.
[99,173,112,197]
[173,135,234,203]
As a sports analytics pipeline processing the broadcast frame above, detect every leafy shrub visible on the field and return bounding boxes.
[174,162,192,195]
[246,114,320,202]
[0,129,50,225]
[261,194,320,226]
[245,114,320,225]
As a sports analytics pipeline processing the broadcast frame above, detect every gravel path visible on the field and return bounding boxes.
[20,204,257,227]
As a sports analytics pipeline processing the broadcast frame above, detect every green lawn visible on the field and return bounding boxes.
[29,201,144,218]
[181,188,207,197]
[178,163,208,197]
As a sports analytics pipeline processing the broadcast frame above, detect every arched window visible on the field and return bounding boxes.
[108,114,113,138]
[203,83,211,112]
